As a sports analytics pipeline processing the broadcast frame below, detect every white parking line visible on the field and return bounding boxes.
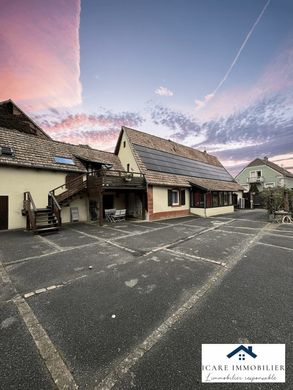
[14,296,78,389]
[216,229,254,236]
[4,242,100,266]
[37,235,64,252]
[165,248,226,267]
[256,241,293,251]
[94,222,270,390]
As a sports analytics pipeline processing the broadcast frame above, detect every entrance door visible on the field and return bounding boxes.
[0,196,8,230]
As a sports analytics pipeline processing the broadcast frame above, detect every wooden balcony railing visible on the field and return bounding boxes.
[51,173,88,204]
[88,169,146,190]
[49,169,146,206]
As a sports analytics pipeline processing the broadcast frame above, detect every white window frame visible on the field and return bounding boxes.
[250,170,262,178]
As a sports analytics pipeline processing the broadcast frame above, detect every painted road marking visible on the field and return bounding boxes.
[94,222,270,390]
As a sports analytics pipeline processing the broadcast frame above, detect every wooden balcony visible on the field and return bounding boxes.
[88,169,146,191]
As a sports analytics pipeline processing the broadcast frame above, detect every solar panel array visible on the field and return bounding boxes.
[133,144,233,181]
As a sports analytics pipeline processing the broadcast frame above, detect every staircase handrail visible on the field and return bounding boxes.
[23,192,36,229]
[24,191,37,212]
[51,172,87,196]
[48,191,61,210]
[48,191,62,226]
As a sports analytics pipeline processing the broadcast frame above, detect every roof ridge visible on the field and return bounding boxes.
[0,126,115,156]
[0,99,52,140]
[263,158,293,177]
[123,126,216,159]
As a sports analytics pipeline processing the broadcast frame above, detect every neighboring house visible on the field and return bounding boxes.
[115,126,242,221]
[0,100,145,231]
[236,157,293,206]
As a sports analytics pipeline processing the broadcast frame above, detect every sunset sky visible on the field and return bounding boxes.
[1,0,293,175]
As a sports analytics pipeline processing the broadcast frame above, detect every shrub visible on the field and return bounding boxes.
[260,187,293,214]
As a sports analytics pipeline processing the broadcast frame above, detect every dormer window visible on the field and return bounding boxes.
[54,156,75,165]
[0,146,15,157]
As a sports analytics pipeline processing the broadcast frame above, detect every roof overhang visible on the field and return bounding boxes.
[189,179,244,192]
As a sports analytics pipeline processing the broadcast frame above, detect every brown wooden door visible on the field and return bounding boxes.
[0,196,8,230]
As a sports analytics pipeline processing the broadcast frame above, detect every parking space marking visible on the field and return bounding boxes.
[1,257,77,389]
[216,229,255,236]
[141,219,236,257]
[265,228,293,234]
[104,240,137,254]
[263,232,293,239]
[4,242,100,266]
[94,222,270,390]
[165,248,226,267]
[257,241,293,252]
[227,225,261,231]
[14,296,78,389]
[211,216,267,224]
[22,275,90,300]
[101,225,135,234]
[0,260,13,285]
[37,235,64,252]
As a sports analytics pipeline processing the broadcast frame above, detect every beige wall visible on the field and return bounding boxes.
[117,131,140,173]
[61,196,88,224]
[153,186,190,213]
[190,205,234,218]
[0,166,88,229]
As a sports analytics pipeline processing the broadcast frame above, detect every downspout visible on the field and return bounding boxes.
[204,192,207,218]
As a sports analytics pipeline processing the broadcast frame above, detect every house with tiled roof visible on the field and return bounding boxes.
[115,126,243,220]
[0,100,145,231]
[235,157,293,207]
[0,100,243,231]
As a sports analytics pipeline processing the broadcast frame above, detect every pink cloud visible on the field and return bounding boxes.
[55,129,119,151]
[0,0,82,110]
[41,112,143,134]
[34,110,144,150]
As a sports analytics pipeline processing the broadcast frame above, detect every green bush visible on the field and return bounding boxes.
[260,187,293,214]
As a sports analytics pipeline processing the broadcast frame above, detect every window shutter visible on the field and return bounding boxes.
[181,190,185,205]
[168,190,172,206]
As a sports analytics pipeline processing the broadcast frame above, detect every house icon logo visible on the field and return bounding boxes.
[227,345,257,361]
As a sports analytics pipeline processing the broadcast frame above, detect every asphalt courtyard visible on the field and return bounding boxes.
[0,209,292,389]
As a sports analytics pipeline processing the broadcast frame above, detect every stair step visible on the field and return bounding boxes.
[34,226,60,234]
[36,216,57,221]
[36,221,58,227]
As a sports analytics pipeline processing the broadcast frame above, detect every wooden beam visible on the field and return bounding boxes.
[99,191,103,226]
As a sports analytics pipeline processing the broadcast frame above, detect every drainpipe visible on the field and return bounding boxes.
[204,192,207,218]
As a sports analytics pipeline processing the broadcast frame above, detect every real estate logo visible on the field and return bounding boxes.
[202,344,285,383]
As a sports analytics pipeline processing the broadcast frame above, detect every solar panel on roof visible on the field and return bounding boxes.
[133,144,233,182]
